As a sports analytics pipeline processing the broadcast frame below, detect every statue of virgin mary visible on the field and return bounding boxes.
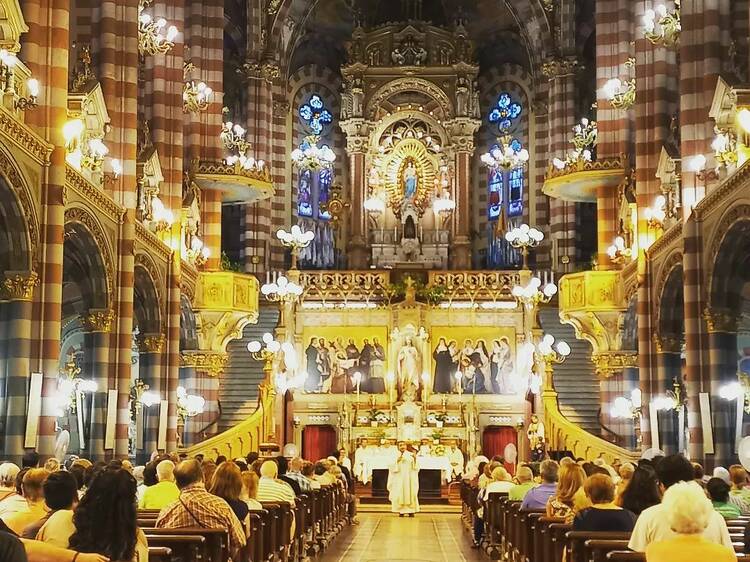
[403,162,418,200]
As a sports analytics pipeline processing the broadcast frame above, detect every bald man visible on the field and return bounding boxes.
[256,460,296,507]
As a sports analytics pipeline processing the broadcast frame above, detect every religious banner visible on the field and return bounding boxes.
[302,327,389,394]
[429,326,517,395]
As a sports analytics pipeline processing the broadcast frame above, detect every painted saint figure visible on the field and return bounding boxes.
[432,338,454,394]
[403,162,418,199]
[388,441,420,516]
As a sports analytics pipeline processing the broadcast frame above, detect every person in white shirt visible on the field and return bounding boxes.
[484,466,514,495]
[337,448,352,472]
[628,454,733,552]
[449,444,464,480]
[0,463,25,518]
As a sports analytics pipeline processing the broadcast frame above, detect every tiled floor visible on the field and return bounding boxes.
[318,513,487,562]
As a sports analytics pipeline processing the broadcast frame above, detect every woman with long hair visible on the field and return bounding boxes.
[618,464,661,516]
[546,463,588,520]
[69,468,148,562]
[210,461,249,526]
[241,471,263,510]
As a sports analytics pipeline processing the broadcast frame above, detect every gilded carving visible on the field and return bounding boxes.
[1,271,38,301]
[137,333,166,353]
[65,165,125,222]
[299,271,392,305]
[81,308,115,333]
[592,352,638,379]
[0,107,52,164]
[367,78,454,120]
[653,333,681,353]
[428,271,520,303]
[703,307,739,333]
[180,351,229,376]
[542,57,579,78]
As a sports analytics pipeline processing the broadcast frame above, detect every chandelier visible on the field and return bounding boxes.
[290,135,336,171]
[149,194,175,233]
[261,275,304,303]
[15,78,39,111]
[712,128,738,170]
[220,120,266,173]
[553,118,597,170]
[653,378,686,412]
[644,195,667,229]
[138,0,178,56]
[603,78,636,110]
[643,1,681,48]
[185,234,209,266]
[176,386,205,421]
[277,224,315,269]
[54,354,98,417]
[512,276,558,307]
[480,135,529,170]
[506,224,544,269]
[720,373,750,415]
[62,118,110,172]
[607,235,633,264]
[363,193,386,215]
[182,61,212,114]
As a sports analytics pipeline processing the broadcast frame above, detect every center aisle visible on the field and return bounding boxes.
[318,513,486,562]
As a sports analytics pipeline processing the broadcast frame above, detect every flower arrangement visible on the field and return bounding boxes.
[433,444,446,456]
[367,409,390,425]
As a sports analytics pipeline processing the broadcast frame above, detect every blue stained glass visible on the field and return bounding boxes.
[508,167,524,217]
[318,168,332,220]
[487,168,503,221]
[489,92,523,132]
[510,138,522,152]
[299,94,333,135]
[297,170,313,218]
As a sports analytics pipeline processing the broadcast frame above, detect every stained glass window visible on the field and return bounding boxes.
[488,92,522,132]
[299,94,333,135]
[318,167,332,220]
[508,167,524,217]
[297,169,313,218]
[487,168,503,221]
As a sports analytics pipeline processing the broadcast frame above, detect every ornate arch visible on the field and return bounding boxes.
[64,206,115,309]
[134,252,164,335]
[366,77,454,121]
[0,145,39,273]
[705,203,750,310]
[654,251,684,346]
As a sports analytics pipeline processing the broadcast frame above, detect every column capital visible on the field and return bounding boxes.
[591,352,638,379]
[703,306,739,333]
[81,308,116,333]
[652,332,682,353]
[1,271,39,301]
[542,56,580,79]
[180,350,229,377]
[340,119,372,152]
[136,333,166,353]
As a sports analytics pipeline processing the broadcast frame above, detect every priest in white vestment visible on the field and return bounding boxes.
[448,444,464,479]
[388,441,420,516]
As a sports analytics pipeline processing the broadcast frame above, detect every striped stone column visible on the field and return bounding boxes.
[705,309,740,470]
[81,309,114,460]
[1,275,37,461]
[244,67,275,272]
[680,0,726,466]
[177,363,198,446]
[634,4,677,450]
[595,0,634,268]
[179,352,224,445]
[341,125,369,269]
[532,96,551,267]
[136,334,164,462]
[93,0,140,460]
[165,256,181,451]
[543,57,578,272]
[21,0,70,458]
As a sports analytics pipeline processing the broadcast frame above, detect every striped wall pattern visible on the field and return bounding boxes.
[2,300,33,461]
[706,329,738,469]
[599,367,639,451]
[178,365,199,446]
[532,89,550,267]
[679,0,728,463]
[475,65,532,266]
[137,348,162,461]
[21,0,71,458]
[243,73,275,273]
[595,0,634,268]
[545,61,578,271]
[83,329,110,458]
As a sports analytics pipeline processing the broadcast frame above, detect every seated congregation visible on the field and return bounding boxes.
[0,450,355,562]
[462,454,750,562]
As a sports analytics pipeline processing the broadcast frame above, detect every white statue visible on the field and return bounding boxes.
[397,336,421,401]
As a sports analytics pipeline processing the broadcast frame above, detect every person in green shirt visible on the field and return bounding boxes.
[508,466,537,501]
[706,477,742,520]
[139,459,180,509]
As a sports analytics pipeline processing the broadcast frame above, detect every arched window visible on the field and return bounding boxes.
[485,91,526,268]
[295,93,336,268]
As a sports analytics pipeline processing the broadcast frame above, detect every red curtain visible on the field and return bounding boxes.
[482,426,518,475]
[302,425,337,462]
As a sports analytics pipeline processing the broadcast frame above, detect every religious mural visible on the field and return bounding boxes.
[430,327,517,395]
[302,328,389,394]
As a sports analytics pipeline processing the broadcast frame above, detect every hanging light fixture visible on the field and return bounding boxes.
[607,236,633,264]
[552,117,598,170]
[290,135,336,171]
[480,135,529,171]
[644,195,667,229]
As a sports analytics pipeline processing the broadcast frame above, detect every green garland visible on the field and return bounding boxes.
[385,279,446,305]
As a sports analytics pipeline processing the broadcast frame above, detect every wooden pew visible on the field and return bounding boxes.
[147,546,173,562]
[145,527,230,562]
[548,522,573,562]
[518,510,545,562]
[584,539,630,562]
[535,517,566,562]
[144,534,205,562]
[566,531,631,562]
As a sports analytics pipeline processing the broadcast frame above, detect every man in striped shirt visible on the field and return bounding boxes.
[256,460,296,507]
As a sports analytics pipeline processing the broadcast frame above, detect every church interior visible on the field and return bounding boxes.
[2,0,750,559]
